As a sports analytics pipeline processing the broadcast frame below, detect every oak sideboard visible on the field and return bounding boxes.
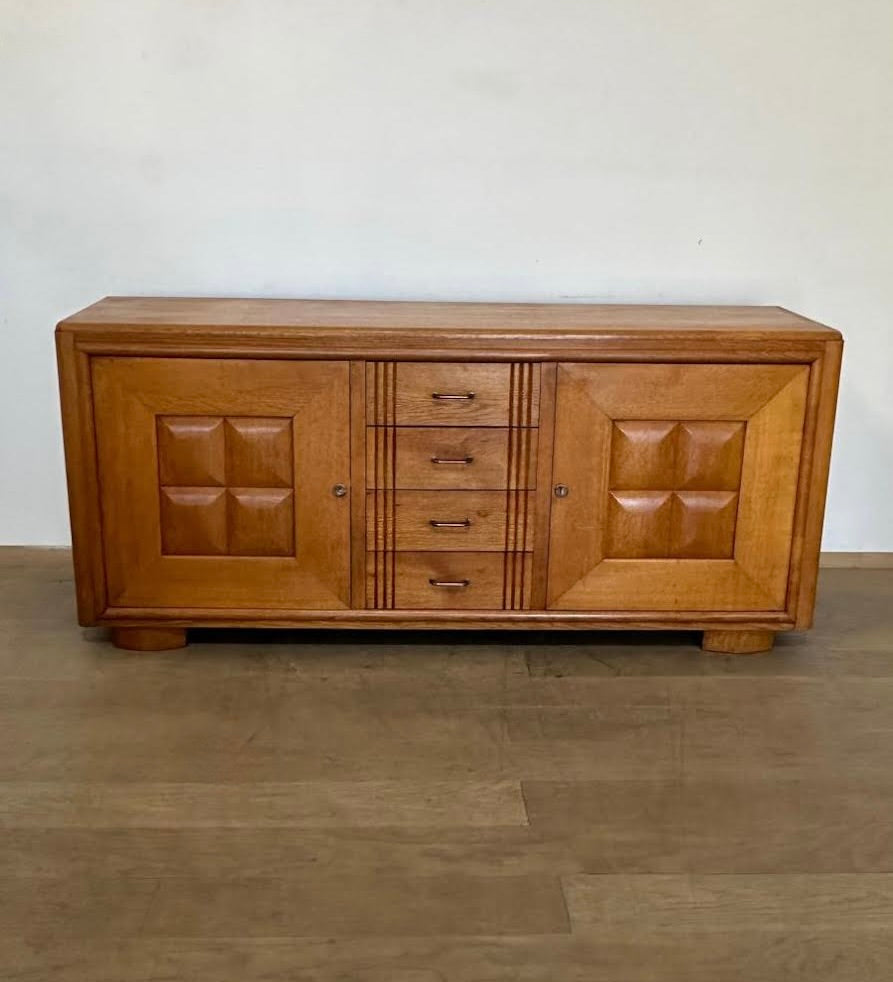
[56,298,842,654]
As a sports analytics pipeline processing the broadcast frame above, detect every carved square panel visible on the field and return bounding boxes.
[227,489,295,557]
[225,418,293,488]
[606,418,746,560]
[158,414,296,557]
[548,363,810,611]
[606,491,673,558]
[676,422,744,491]
[670,491,738,558]
[610,421,677,489]
[159,487,227,555]
[157,417,225,486]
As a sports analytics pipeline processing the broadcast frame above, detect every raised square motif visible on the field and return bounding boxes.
[225,418,293,487]
[227,489,295,556]
[157,417,225,486]
[159,487,227,555]
[606,491,673,558]
[675,422,744,491]
[670,491,738,558]
[610,421,677,489]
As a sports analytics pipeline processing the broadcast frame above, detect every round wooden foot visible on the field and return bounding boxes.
[702,630,775,654]
[111,627,188,651]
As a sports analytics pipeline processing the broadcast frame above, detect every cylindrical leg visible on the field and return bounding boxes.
[702,630,774,654]
[111,627,188,651]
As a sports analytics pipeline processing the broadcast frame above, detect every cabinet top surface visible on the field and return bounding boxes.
[58,297,840,340]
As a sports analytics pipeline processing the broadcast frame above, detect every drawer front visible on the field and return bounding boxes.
[369,551,532,609]
[366,490,535,551]
[368,363,540,426]
[367,427,538,490]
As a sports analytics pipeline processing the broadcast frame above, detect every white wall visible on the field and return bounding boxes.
[1,0,891,549]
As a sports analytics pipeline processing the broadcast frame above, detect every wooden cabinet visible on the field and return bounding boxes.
[56,299,842,654]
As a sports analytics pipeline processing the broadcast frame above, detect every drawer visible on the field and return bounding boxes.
[367,490,535,551]
[368,551,533,609]
[367,427,538,490]
[367,362,540,426]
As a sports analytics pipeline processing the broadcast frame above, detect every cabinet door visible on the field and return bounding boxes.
[92,358,351,610]
[547,363,809,611]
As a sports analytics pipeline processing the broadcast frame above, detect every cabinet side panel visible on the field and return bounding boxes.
[794,340,843,627]
[56,332,105,623]
[784,355,823,622]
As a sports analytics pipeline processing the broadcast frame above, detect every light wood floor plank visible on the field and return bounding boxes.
[0,873,569,939]
[0,826,576,880]
[524,777,893,873]
[4,932,893,982]
[0,781,526,828]
[563,872,893,931]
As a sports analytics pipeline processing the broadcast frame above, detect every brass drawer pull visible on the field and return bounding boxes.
[429,519,472,528]
[431,455,474,465]
[429,578,471,588]
[432,392,475,401]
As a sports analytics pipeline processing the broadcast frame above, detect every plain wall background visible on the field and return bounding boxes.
[1,0,891,549]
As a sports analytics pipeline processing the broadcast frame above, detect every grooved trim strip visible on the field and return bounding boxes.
[503,363,538,610]
[369,362,397,608]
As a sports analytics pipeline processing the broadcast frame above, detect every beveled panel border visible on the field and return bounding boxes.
[548,363,810,612]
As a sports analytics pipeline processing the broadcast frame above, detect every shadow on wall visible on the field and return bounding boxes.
[822,380,890,551]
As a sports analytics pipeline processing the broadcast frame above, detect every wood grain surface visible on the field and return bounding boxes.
[366,490,535,551]
[365,362,541,427]
[367,427,538,491]
[60,297,840,336]
[2,548,892,980]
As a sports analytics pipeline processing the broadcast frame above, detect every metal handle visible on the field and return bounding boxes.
[332,483,348,498]
[428,578,471,588]
[554,484,569,498]
[431,455,474,465]
[429,519,472,529]
[432,392,475,401]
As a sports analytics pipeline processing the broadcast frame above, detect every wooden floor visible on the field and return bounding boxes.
[2,549,893,981]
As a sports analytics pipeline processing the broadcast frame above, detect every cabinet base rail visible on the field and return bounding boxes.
[108,623,777,653]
